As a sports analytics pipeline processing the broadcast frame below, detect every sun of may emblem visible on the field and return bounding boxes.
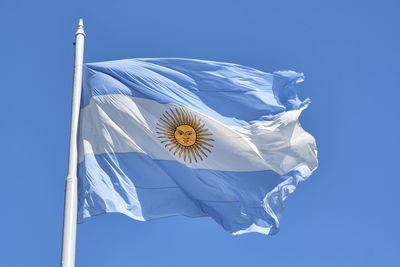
[156,108,214,163]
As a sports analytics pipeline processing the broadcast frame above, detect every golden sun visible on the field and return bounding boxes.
[156,108,214,163]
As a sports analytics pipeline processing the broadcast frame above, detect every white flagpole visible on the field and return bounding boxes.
[61,18,85,267]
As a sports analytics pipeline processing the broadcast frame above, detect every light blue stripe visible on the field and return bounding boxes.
[82,58,309,126]
[78,151,310,234]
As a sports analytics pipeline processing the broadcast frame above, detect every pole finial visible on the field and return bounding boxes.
[75,18,85,37]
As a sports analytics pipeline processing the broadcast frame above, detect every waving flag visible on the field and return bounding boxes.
[77,58,318,235]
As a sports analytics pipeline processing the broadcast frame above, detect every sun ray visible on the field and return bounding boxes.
[195,145,208,157]
[197,129,210,134]
[173,145,181,155]
[157,124,174,132]
[193,115,200,128]
[188,112,195,126]
[157,128,173,134]
[157,131,168,135]
[157,122,174,129]
[169,143,179,152]
[197,139,214,145]
[183,147,187,161]
[197,134,213,137]
[166,109,179,126]
[164,142,177,148]
[187,148,192,163]
[193,147,203,161]
[169,109,180,125]
[197,124,205,131]
[180,109,187,123]
[179,146,184,158]
[188,147,197,162]
[175,108,183,122]
[197,142,212,152]
[156,129,172,136]
[162,114,175,127]
[160,137,176,142]
[183,109,190,124]
[160,115,174,126]
[199,138,215,142]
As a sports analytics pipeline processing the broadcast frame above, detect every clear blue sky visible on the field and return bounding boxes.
[1,0,399,266]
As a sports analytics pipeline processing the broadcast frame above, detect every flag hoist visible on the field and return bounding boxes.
[61,19,85,267]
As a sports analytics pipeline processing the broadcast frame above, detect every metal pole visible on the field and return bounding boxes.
[61,18,85,267]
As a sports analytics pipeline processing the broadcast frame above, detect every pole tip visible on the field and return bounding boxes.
[75,18,85,37]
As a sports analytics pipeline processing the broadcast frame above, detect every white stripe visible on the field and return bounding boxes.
[78,95,317,174]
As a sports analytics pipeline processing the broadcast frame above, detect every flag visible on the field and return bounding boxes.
[77,58,318,235]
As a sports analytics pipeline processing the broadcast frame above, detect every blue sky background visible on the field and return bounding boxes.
[1,0,399,266]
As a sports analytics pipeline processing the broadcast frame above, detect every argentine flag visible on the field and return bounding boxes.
[78,58,318,235]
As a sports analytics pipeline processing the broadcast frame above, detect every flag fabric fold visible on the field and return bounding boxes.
[77,58,318,235]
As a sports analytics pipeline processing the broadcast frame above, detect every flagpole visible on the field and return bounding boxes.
[61,18,85,267]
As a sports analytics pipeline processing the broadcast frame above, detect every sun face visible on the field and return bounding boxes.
[175,125,196,146]
[156,108,214,163]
